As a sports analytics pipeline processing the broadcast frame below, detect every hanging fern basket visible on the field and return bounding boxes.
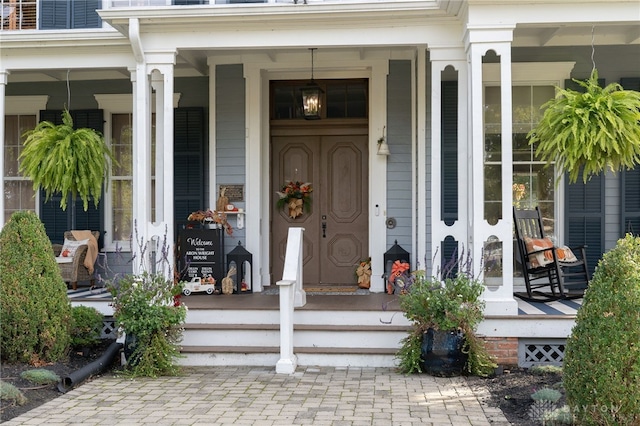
[527,69,640,183]
[19,109,115,211]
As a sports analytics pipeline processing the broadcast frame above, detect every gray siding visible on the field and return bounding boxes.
[386,60,413,257]
[215,64,246,250]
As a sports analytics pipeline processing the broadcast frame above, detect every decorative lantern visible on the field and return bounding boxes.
[384,240,410,287]
[226,241,253,294]
[301,48,323,120]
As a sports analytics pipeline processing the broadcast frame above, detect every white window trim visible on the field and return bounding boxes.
[94,93,180,252]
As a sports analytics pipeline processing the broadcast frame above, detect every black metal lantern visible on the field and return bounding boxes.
[301,48,323,120]
[384,240,410,282]
[226,241,253,294]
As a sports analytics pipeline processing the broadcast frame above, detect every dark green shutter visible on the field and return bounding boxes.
[174,108,205,230]
[40,0,69,30]
[40,0,100,30]
[565,175,603,277]
[71,0,101,29]
[441,81,458,225]
[38,110,104,247]
[620,77,640,237]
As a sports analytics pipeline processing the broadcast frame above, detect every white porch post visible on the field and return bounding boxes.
[465,28,518,315]
[0,71,7,228]
[415,47,427,269]
[148,60,176,277]
[428,46,468,273]
[131,63,152,274]
[369,59,389,293]
[244,64,264,291]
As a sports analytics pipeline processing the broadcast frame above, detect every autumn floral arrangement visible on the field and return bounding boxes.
[276,181,313,219]
[187,209,232,235]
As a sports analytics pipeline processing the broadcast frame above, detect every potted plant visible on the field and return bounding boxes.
[528,69,640,184]
[107,226,186,378]
[19,109,115,227]
[394,253,496,377]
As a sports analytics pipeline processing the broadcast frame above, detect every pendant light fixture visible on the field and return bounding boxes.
[301,48,323,120]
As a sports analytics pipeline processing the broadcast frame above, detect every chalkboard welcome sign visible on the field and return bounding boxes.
[179,228,224,283]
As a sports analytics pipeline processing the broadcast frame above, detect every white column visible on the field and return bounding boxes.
[244,64,264,292]
[465,28,518,315]
[369,60,389,293]
[148,62,175,278]
[0,71,7,228]
[428,46,468,273]
[132,63,152,274]
[415,47,428,270]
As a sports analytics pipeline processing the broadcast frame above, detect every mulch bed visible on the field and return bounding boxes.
[0,340,117,423]
[467,366,565,425]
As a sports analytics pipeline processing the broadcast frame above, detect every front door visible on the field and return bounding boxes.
[271,130,368,285]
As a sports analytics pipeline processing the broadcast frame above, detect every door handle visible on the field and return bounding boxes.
[322,221,326,238]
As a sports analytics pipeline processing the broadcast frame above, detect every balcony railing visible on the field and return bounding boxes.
[1,0,36,30]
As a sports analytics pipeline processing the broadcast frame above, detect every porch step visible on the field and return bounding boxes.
[179,309,409,368]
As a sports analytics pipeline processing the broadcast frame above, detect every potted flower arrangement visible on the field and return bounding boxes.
[107,226,187,378]
[394,252,496,377]
[188,209,233,235]
[276,181,312,219]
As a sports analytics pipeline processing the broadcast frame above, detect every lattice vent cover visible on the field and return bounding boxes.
[519,340,566,367]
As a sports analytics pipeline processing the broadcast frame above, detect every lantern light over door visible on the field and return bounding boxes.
[301,48,323,120]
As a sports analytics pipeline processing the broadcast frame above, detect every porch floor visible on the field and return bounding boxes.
[67,285,582,316]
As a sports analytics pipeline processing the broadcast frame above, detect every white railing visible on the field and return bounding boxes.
[1,0,36,31]
[275,226,306,374]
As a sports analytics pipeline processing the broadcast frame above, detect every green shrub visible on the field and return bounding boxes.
[531,388,562,403]
[70,306,103,348]
[20,369,60,385]
[0,381,26,406]
[0,211,72,363]
[564,234,640,425]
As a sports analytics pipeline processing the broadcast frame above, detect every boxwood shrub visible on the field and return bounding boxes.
[564,234,640,425]
[70,306,104,349]
[0,211,72,363]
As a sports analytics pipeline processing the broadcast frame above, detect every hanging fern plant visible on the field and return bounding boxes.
[19,109,115,211]
[527,69,640,183]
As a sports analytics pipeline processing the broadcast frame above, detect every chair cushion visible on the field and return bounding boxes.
[60,238,89,258]
[524,237,578,267]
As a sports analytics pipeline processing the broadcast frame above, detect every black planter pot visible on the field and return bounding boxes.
[123,333,140,366]
[421,328,467,377]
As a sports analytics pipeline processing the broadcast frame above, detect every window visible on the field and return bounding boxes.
[109,113,156,247]
[271,79,368,120]
[3,115,37,222]
[484,84,557,234]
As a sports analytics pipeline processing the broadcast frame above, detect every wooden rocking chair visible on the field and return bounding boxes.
[513,206,590,302]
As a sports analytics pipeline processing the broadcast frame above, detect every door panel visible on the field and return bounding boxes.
[271,133,368,285]
[320,137,368,284]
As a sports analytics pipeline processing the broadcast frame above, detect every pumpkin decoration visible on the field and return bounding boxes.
[221,266,236,295]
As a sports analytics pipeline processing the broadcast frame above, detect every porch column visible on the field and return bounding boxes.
[244,64,264,291]
[465,28,518,315]
[131,63,153,274]
[148,58,176,278]
[428,46,468,274]
[0,70,7,228]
